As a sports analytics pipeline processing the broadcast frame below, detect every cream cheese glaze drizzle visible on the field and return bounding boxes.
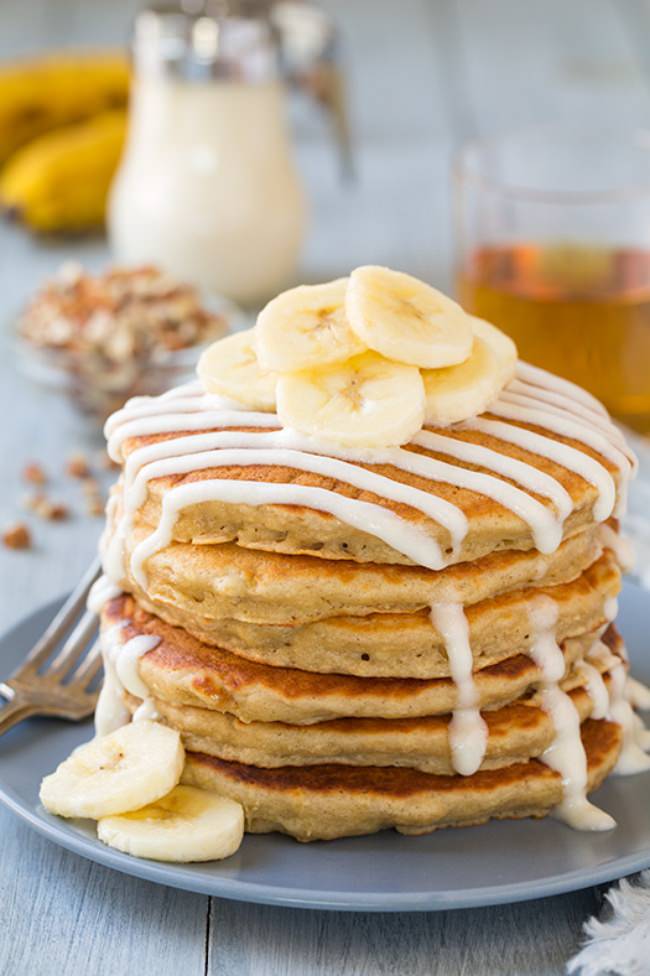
[526,596,615,831]
[626,677,650,711]
[604,597,619,623]
[128,478,454,586]
[121,432,560,578]
[461,417,616,522]
[89,579,161,737]
[492,395,631,475]
[540,685,616,831]
[412,431,565,551]
[87,574,122,615]
[599,523,635,572]
[125,440,470,555]
[102,360,632,589]
[509,378,608,423]
[107,402,279,462]
[115,635,160,702]
[508,379,634,461]
[121,424,570,552]
[578,662,610,720]
[587,640,650,775]
[104,386,237,438]
[514,362,607,415]
[95,624,161,736]
[488,404,630,518]
[94,621,131,736]
[413,429,573,519]
[430,603,487,776]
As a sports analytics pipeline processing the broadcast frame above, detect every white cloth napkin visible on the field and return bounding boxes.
[567,871,650,975]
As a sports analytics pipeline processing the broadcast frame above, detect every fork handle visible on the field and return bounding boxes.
[0,698,37,736]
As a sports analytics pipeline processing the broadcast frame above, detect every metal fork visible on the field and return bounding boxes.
[0,559,103,736]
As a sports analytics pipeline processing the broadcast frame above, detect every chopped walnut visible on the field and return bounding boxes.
[31,496,70,521]
[57,261,84,287]
[25,494,70,522]
[3,522,31,549]
[18,265,228,418]
[44,501,70,521]
[22,462,47,485]
[23,489,71,520]
[66,452,91,479]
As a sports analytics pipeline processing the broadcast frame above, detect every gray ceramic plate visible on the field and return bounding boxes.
[0,583,649,912]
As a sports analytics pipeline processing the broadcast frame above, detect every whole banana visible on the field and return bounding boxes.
[0,110,127,232]
[0,53,129,164]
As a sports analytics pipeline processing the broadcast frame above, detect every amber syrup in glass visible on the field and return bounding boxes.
[458,243,650,433]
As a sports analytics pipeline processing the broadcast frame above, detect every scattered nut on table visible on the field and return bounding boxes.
[2,522,32,549]
[28,495,70,520]
[22,462,47,485]
[66,452,91,479]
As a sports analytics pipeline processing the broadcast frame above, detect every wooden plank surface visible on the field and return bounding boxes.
[0,813,208,976]
[0,0,647,973]
[207,890,600,976]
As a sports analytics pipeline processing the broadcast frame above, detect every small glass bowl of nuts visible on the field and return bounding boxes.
[16,262,235,421]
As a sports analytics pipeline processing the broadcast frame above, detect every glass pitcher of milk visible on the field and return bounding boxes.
[109,5,309,307]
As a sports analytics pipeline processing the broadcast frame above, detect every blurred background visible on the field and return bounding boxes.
[2,0,650,624]
[5,0,650,288]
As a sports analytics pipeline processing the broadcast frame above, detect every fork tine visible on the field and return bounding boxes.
[69,638,104,690]
[17,558,101,675]
[46,611,98,678]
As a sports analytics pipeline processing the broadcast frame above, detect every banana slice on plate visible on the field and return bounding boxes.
[255,278,366,372]
[423,317,517,426]
[198,329,277,410]
[346,266,473,369]
[98,785,244,862]
[276,350,425,447]
[39,721,185,820]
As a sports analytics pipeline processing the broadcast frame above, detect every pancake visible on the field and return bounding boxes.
[92,368,642,840]
[118,416,623,567]
[124,637,622,775]
[124,549,620,677]
[114,520,602,626]
[103,595,620,724]
[181,719,622,840]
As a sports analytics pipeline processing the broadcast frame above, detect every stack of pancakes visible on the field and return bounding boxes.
[99,375,637,841]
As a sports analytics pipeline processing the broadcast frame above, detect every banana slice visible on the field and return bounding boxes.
[39,721,185,820]
[471,316,518,385]
[98,785,244,862]
[422,317,517,426]
[276,351,425,447]
[255,278,366,372]
[346,266,473,368]
[197,329,276,410]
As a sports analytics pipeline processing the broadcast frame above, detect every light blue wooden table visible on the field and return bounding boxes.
[1,2,650,972]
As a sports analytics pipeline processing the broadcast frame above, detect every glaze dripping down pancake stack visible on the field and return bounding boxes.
[92,348,650,842]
